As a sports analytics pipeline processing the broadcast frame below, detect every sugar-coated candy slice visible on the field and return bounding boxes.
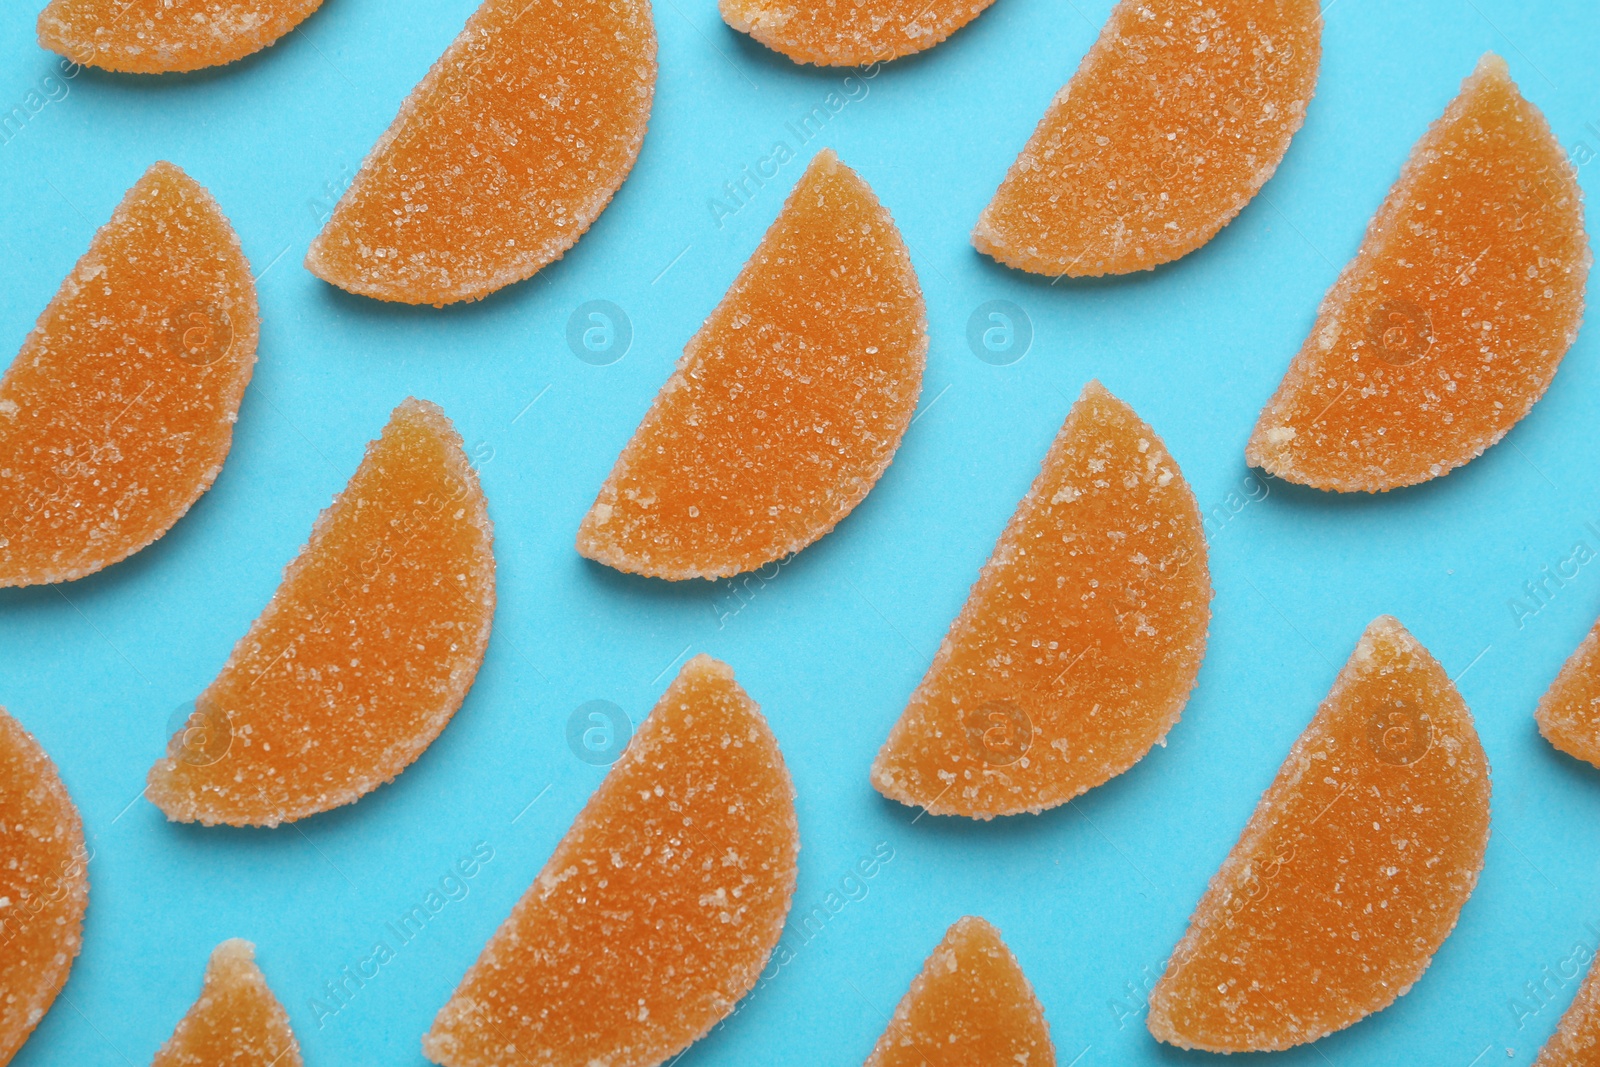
[973,0,1321,277]
[1147,616,1491,1052]
[145,398,494,827]
[305,0,656,305]
[0,162,258,588]
[0,707,87,1067]
[1247,55,1590,492]
[38,0,323,73]
[1535,951,1600,1065]
[864,917,1055,1067]
[151,940,302,1067]
[423,655,798,1067]
[871,381,1209,819]
[577,150,926,581]
[720,0,995,67]
[1535,615,1600,768]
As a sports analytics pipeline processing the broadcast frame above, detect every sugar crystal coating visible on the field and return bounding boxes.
[1535,615,1600,769]
[720,0,995,66]
[305,0,656,305]
[1535,950,1600,1065]
[871,381,1210,819]
[973,0,1321,277]
[0,161,258,588]
[1247,55,1590,492]
[577,149,926,581]
[151,940,301,1067]
[145,398,495,827]
[1147,616,1491,1052]
[864,917,1055,1067]
[0,707,87,1067]
[423,654,798,1067]
[38,0,324,73]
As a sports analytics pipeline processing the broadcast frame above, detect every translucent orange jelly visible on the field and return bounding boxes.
[577,149,926,581]
[0,708,87,1066]
[872,381,1210,819]
[305,0,656,305]
[38,0,325,73]
[720,0,996,66]
[1148,616,1491,1052]
[1247,55,1590,492]
[145,398,495,827]
[0,161,258,588]
[974,0,1322,277]
[865,917,1055,1067]
[424,655,798,1067]
[1536,616,1600,768]
[1536,954,1600,1065]
[151,940,301,1067]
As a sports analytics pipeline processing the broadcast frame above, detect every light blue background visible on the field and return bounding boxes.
[1,0,1598,1063]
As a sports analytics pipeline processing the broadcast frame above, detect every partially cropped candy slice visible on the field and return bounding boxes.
[423,655,798,1067]
[0,707,87,1067]
[1148,616,1491,1052]
[1535,615,1600,768]
[973,0,1321,277]
[38,0,324,73]
[305,0,655,304]
[720,0,995,66]
[871,381,1210,818]
[145,398,495,827]
[1247,55,1590,492]
[578,150,926,580]
[0,161,258,587]
[1536,952,1600,1065]
[152,940,302,1067]
[865,917,1055,1067]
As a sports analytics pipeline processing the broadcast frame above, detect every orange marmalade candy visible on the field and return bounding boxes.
[38,0,323,73]
[0,162,258,588]
[1535,616,1600,768]
[577,150,926,581]
[152,940,302,1067]
[305,0,656,305]
[720,0,995,66]
[973,0,1321,277]
[1536,954,1600,1065]
[1247,55,1590,492]
[423,655,798,1067]
[0,707,87,1067]
[865,917,1055,1067]
[1147,616,1491,1052]
[871,381,1209,819]
[145,398,495,827]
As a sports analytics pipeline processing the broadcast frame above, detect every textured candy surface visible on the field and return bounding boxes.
[151,940,301,1067]
[145,398,495,827]
[1536,616,1600,768]
[973,0,1321,277]
[37,0,323,73]
[0,707,87,1067]
[1148,616,1491,1052]
[720,0,995,66]
[864,917,1055,1067]
[578,150,925,580]
[1535,953,1600,1065]
[305,0,656,304]
[423,655,798,1067]
[871,381,1209,818]
[0,162,258,588]
[1247,55,1590,492]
